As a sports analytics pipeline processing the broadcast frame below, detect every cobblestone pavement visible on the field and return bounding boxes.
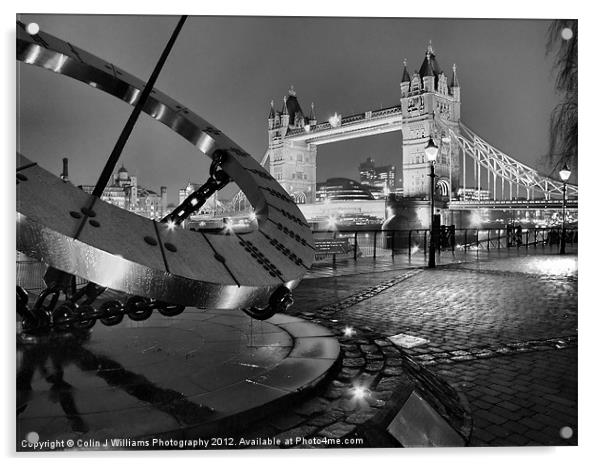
[237,270,472,448]
[434,349,577,446]
[280,250,578,447]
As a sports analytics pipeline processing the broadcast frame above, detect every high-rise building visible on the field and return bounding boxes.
[359,157,396,198]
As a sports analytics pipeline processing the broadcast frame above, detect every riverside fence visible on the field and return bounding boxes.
[313,226,578,264]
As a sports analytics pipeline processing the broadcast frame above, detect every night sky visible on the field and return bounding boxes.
[17,15,564,204]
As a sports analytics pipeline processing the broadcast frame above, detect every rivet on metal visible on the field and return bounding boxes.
[144,236,158,246]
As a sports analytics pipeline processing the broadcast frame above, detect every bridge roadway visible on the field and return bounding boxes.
[285,105,405,146]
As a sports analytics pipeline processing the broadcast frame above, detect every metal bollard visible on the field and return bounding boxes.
[373,232,377,260]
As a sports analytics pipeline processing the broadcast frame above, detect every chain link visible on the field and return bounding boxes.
[161,150,231,225]
[50,296,185,331]
[18,285,185,334]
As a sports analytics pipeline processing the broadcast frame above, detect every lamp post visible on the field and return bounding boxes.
[558,163,571,255]
[425,137,439,268]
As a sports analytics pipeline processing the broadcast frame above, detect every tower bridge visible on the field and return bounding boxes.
[243,42,578,217]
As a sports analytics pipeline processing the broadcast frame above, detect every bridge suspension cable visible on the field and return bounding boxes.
[438,119,578,200]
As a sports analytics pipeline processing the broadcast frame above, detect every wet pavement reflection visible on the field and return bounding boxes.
[16,308,338,449]
[17,310,293,439]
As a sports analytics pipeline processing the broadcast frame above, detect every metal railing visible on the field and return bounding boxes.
[16,226,577,289]
[312,226,578,265]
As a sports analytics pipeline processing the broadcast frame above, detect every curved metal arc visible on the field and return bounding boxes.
[16,23,314,310]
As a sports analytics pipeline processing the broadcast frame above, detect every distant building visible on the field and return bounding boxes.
[457,187,490,201]
[79,164,167,219]
[266,86,318,203]
[358,157,397,199]
[316,178,375,202]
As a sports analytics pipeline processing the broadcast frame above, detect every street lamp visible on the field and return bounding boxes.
[559,163,571,254]
[425,137,439,268]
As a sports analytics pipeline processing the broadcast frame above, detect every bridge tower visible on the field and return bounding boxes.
[266,86,317,204]
[400,42,461,200]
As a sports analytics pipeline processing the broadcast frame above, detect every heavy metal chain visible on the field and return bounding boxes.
[161,151,231,225]
[17,284,185,334]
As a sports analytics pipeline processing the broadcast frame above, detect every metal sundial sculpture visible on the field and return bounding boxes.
[16,17,314,334]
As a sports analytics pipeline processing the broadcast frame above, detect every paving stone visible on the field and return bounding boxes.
[374,339,392,347]
[376,376,405,391]
[498,400,522,412]
[306,410,345,427]
[469,428,496,445]
[323,387,344,400]
[367,390,391,408]
[330,379,349,388]
[345,408,378,424]
[486,424,512,439]
[501,420,530,435]
[473,409,506,426]
[471,399,493,411]
[359,344,379,353]
[480,394,503,405]
[489,406,524,422]
[382,366,406,376]
[365,360,384,372]
[340,343,359,351]
[318,422,356,439]
[381,347,401,356]
[355,372,377,388]
[384,358,404,366]
[337,368,361,382]
[524,429,555,445]
[342,358,365,368]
